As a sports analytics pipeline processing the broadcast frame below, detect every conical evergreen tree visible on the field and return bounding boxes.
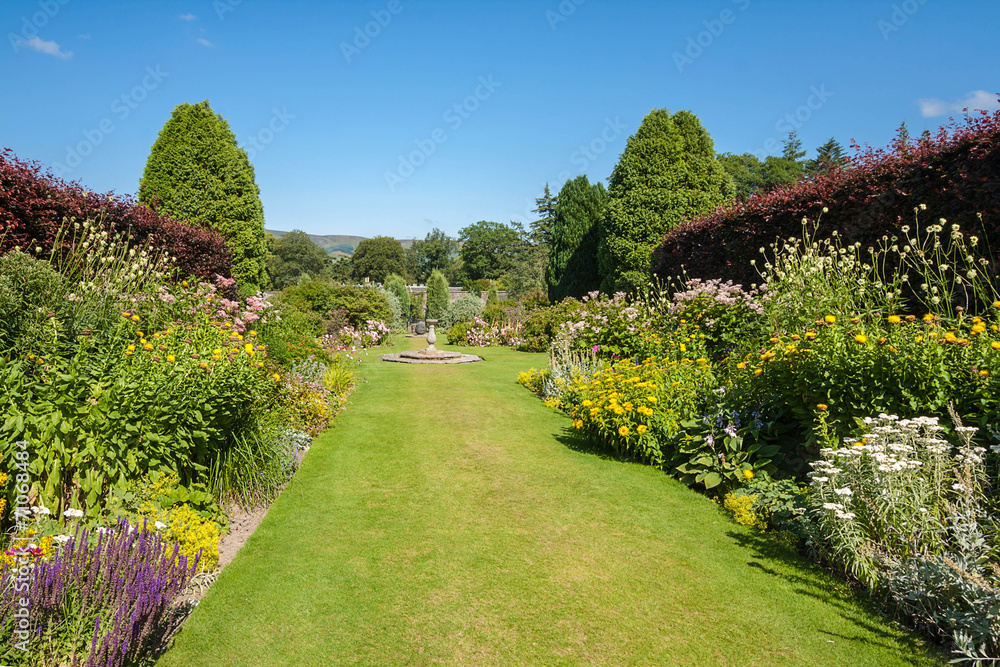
[598,108,732,292]
[804,138,849,177]
[426,269,450,320]
[547,175,606,300]
[140,100,269,292]
[530,183,557,246]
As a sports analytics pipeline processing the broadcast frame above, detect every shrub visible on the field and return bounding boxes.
[383,273,410,322]
[280,280,392,329]
[0,148,232,281]
[0,251,66,357]
[426,269,449,320]
[653,108,1000,290]
[519,297,584,352]
[440,294,483,330]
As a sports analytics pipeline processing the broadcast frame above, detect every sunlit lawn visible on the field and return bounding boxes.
[158,338,943,666]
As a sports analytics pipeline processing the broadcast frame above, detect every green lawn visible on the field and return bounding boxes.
[158,338,943,666]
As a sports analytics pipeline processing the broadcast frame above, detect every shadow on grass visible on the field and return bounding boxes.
[728,530,947,664]
[552,426,640,463]
[553,422,945,665]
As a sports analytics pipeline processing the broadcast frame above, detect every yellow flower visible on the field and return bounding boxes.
[199,362,208,369]
[144,343,154,351]
[213,348,222,355]
[136,331,144,338]
[182,280,189,287]
[992,341,1000,350]
[244,343,254,354]
[888,315,901,324]
[614,407,625,416]
[166,355,175,363]
[647,396,657,403]
[855,334,868,344]
[637,425,647,435]
[618,426,629,437]
[754,368,763,376]
[743,469,754,480]
[923,313,935,322]
[273,373,281,382]
[816,404,828,411]
[980,370,990,378]
[679,344,686,352]
[696,357,708,364]
[582,400,592,407]
[131,315,140,322]
[805,331,816,340]
[824,315,836,324]
[573,419,583,429]
[590,408,598,416]
[994,301,1000,308]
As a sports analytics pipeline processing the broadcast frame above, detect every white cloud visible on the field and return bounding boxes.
[179,13,196,21]
[196,37,215,48]
[23,36,73,59]
[916,90,1000,117]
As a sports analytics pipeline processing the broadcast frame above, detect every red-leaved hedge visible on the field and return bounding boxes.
[652,108,1000,288]
[0,148,231,279]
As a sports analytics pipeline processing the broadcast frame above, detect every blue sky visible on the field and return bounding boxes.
[3,0,998,239]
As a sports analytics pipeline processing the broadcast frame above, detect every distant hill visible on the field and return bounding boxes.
[267,230,415,255]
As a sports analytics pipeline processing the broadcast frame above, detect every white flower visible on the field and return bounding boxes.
[31,505,52,516]
[811,476,830,483]
[53,535,72,544]
[822,502,844,511]
[834,487,853,496]
[63,508,85,519]
[154,521,167,531]
[835,512,856,520]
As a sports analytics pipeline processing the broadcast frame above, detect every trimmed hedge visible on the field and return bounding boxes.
[0,148,232,280]
[652,109,1000,288]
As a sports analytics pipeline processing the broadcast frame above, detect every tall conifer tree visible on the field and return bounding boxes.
[140,100,269,292]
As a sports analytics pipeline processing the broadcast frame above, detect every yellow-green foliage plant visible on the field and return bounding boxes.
[723,492,766,530]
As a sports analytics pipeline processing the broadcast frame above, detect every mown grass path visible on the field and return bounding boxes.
[159,339,943,666]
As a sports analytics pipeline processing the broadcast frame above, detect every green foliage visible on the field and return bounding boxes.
[426,269,450,320]
[441,294,484,330]
[505,242,548,300]
[598,108,733,292]
[548,176,606,300]
[268,230,332,289]
[458,220,523,281]
[383,273,410,322]
[804,137,848,177]
[518,297,584,352]
[0,250,65,358]
[257,306,327,368]
[351,236,406,283]
[279,280,391,330]
[140,100,269,293]
[530,183,557,245]
[717,152,802,202]
[408,228,457,282]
